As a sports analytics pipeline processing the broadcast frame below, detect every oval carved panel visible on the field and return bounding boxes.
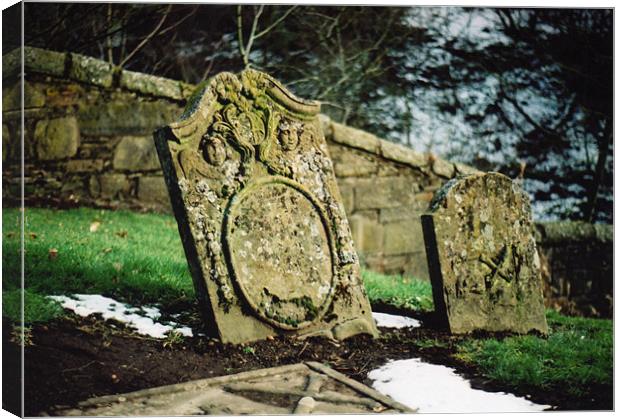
[224,176,336,330]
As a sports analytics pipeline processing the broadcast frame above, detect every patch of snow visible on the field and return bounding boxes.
[372,312,421,329]
[50,294,194,339]
[368,358,551,413]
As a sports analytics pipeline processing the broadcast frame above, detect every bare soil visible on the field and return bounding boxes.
[3,304,612,416]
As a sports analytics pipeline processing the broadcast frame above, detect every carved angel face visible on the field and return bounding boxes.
[279,122,300,151]
[203,135,227,166]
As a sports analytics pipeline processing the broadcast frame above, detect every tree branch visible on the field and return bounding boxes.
[119,4,172,68]
[254,6,297,39]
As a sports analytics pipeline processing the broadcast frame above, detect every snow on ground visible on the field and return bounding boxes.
[50,294,193,338]
[372,312,421,328]
[368,358,552,413]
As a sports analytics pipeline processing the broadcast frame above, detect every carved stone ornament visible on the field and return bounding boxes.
[421,172,548,335]
[154,69,378,344]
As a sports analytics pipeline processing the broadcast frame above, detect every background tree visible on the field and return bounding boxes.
[17,4,613,222]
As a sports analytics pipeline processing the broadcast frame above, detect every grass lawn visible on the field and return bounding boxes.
[3,207,194,322]
[2,207,613,401]
[456,310,613,397]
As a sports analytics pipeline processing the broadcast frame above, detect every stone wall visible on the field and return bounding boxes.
[534,222,613,317]
[3,47,192,212]
[3,47,613,311]
[319,117,478,279]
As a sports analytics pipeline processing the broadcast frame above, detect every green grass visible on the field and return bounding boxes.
[2,207,612,399]
[3,207,194,323]
[3,207,435,323]
[362,269,434,312]
[456,310,613,396]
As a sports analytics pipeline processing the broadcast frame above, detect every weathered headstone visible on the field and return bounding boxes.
[421,172,548,334]
[52,363,414,415]
[154,70,378,344]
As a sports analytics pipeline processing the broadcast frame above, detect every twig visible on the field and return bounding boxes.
[254,6,297,39]
[119,4,172,68]
[297,341,309,356]
[61,360,99,374]
[106,3,114,64]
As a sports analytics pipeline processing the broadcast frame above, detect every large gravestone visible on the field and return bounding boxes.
[421,172,548,334]
[154,70,378,343]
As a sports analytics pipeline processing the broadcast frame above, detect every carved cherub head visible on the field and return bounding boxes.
[278,121,300,151]
[201,134,227,166]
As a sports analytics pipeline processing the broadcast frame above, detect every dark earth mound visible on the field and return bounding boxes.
[3,305,612,416]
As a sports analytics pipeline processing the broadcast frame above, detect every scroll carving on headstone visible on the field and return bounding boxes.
[421,172,548,335]
[154,69,378,343]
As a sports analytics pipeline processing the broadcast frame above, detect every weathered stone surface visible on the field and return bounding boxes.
[380,140,427,168]
[33,117,80,160]
[337,182,354,215]
[66,159,103,173]
[88,175,101,198]
[455,161,481,176]
[431,157,455,178]
[77,99,181,136]
[99,174,129,198]
[349,215,384,254]
[354,177,414,210]
[3,81,46,111]
[154,69,378,344]
[422,172,548,334]
[333,149,377,177]
[138,176,170,208]
[113,136,160,171]
[121,70,184,100]
[330,121,380,154]
[24,47,66,77]
[2,124,9,162]
[383,220,423,256]
[69,52,114,87]
[379,205,425,223]
[52,362,414,416]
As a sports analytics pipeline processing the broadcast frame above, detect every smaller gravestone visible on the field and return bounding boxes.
[421,172,548,334]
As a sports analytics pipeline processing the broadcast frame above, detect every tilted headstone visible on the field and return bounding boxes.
[154,69,378,344]
[421,172,548,334]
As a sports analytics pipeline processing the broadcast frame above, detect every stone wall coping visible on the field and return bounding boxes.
[6,46,479,178]
[3,46,192,101]
[534,221,613,244]
[319,115,480,179]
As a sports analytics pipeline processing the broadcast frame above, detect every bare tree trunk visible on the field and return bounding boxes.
[584,119,612,222]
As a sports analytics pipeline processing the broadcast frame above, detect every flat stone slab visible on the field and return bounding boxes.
[421,172,548,335]
[53,362,415,416]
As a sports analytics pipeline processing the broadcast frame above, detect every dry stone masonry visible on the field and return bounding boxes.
[154,69,378,344]
[421,172,548,334]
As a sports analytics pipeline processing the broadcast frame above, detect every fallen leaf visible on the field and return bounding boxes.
[102,247,112,254]
[115,230,128,238]
[48,248,58,260]
[29,232,38,239]
[89,221,101,233]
